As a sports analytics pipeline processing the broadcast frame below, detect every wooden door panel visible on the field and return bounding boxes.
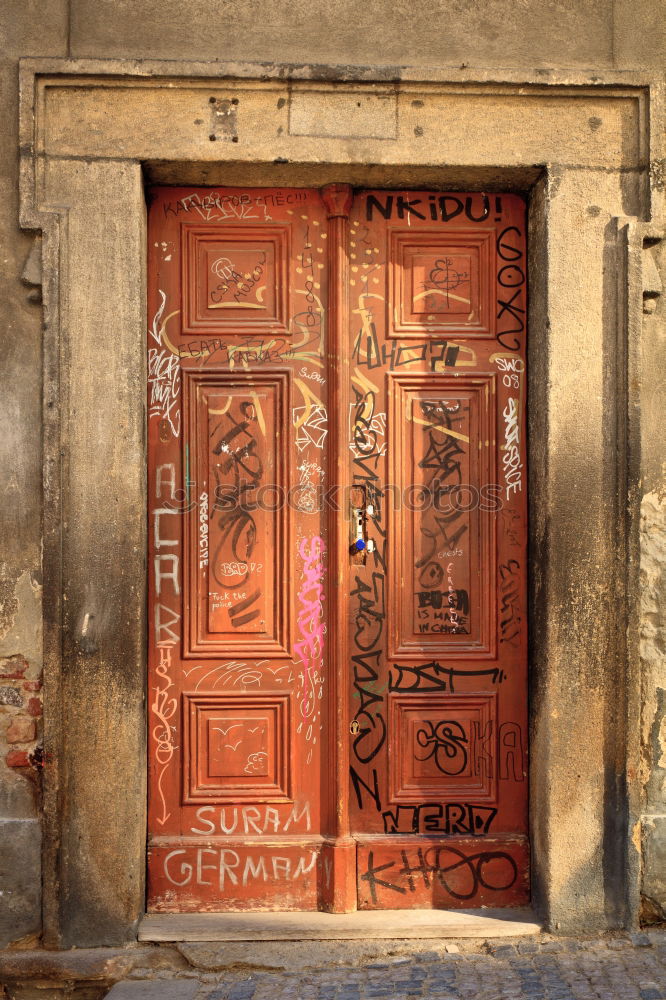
[182,370,291,657]
[357,839,530,909]
[348,191,528,909]
[148,843,322,912]
[181,225,291,335]
[387,373,496,657]
[147,187,331,911]
[387,228,495,337]
[386,692,498,805]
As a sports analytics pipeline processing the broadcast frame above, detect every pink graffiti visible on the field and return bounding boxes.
[294,536,326,727]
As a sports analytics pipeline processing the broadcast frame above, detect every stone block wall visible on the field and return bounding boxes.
[0,0,664,946]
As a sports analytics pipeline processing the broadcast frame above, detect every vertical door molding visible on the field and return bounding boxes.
[320,183,356,911]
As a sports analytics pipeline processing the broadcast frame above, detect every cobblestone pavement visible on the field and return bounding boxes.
[180,933,666,1000]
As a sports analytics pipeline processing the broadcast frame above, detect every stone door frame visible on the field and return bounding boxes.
[18,58,664,947]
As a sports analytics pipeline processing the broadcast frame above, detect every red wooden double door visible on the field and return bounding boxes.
[147,185,528,912]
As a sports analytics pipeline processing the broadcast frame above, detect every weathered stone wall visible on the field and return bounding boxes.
[640,233,666,923]
[0,0,664,947]
[0,0,68,947]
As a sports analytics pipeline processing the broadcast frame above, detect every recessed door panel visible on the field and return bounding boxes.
[182,370,291,657]
[387,373,496,657]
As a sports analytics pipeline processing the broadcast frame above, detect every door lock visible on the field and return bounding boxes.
[350,486,374,557]
[353,506,366,553]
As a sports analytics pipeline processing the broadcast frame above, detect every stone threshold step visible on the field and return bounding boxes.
[139,908,540,941]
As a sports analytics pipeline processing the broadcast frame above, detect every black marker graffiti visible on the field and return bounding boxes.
[211,401,262,627]
[382,802,497,836]
[352,332,461,372]
[415,719,468,775]
[415,399,470,634]
[500,507,522,547]
[499,559,521,647]
[177,332,321,367]
[390,660,505,693]
[424,257,471,311]
[499,722,525,781]
[496,226,525,351]
[366,194,493,224]
[350,385,388,768]
[351,649,387,764]
[350,764,382,812]
[360,846,518,903]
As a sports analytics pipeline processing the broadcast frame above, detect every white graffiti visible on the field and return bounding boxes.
[293,405,328,451]
[155,554,179,595]
[163,848,318,889]
[211,257,236,280]
[502,397,523,500]
[151,645,178,825]
[190,802,311,836]
[299,366,326,385]
[494,355,525,389]
[148,290,181,437]
[244,751,268,774]
[181,659,267,690]
[178,191,260,222]
[294,460,324,513]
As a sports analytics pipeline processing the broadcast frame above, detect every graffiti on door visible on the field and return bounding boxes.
[147,187,528,912]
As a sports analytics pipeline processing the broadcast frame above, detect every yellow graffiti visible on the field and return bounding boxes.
[209,301,264,309]
[352,304,376,341]
[208,398,232,416]
[408,409,470,443]
[208,393,265,434]
[412,288,471,307]
[294,378,325,429]
[249,391,267,435]
[352,367,380,400]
